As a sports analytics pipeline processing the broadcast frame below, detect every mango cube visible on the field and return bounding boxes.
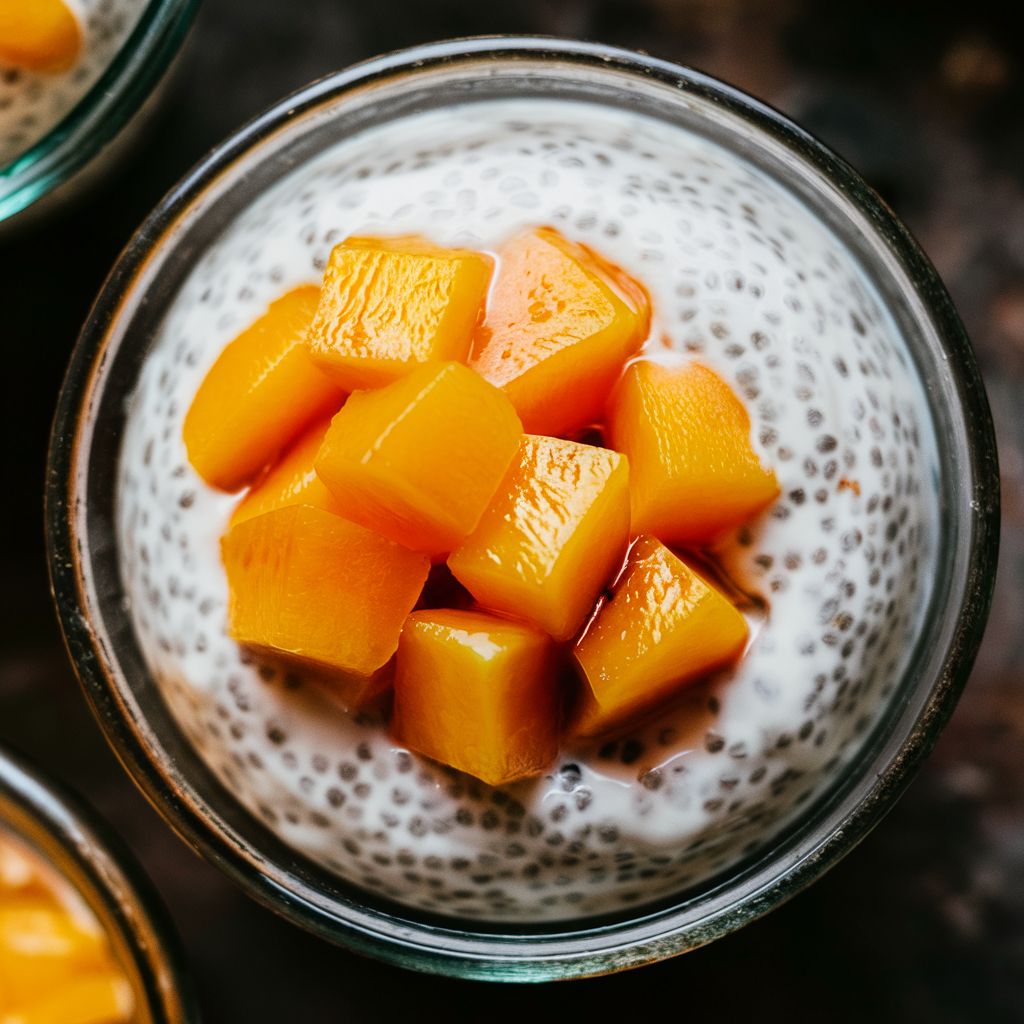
[1,970,133,1024]
[0,833,134,1021]
[448,436,630,641]
[306,235,493,390]
[230,413,343,527]
[0,0,81,72]
[393,609,560,786]
[573,536,748,737]
[315,361,522,556]
[470,227,650,436]
[221,505,429,705]
[184,286,344,492]
[608,360,779,545]
[0,903,106,1007]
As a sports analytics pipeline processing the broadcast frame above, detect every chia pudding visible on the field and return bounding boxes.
[0,0,147,167]
[116,98,940,921]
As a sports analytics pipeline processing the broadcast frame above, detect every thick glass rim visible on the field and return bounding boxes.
[0,745,198,1020]
[45,37,1000,981]
[0,0,199,221]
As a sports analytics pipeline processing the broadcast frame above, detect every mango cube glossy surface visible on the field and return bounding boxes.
[183,286,344,492]
[573,536,748,737]
[230,413,343,527]
[307,235,493,390]
[471,227,650,436]
[221,504,429,704]
[315,361,522,556]
[394,609,559,786]
[607,360,779,545]
[449,435,630,641]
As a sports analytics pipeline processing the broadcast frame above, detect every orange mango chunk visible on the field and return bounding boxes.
[449,436,630,641]
[2,970,134,1024]
[608,360,779,545]
[183,286,345,492]
[393,609,560,786]
[315,361,522,556]
[307,235,493,390]
[221,505,429,705]
[572,536,748,737]
[0,0,81,73]
[470,227,650,436]
[230,413,343,528]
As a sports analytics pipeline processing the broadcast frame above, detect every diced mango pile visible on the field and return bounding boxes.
[185,228,779,786]
[0,834,134,1024]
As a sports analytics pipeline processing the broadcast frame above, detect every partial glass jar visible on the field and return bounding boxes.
[47,38,999,980]
[0,0,197,227]
[0,746,197,1021]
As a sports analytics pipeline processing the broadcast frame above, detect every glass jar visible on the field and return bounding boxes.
[0,746,197,1019]
[46,37,999,980]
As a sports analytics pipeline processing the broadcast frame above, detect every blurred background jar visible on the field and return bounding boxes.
[0,0,197,230]
[0,745,196,1023]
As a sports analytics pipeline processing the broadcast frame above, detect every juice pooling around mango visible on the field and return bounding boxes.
[117,99,940,921]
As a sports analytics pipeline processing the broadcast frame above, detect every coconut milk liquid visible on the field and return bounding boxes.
[117,98,939,920]
[0,0,147,166]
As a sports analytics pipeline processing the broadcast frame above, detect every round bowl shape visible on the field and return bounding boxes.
[0,0,198,224]
[47,38,999,980]
[0,746,197,1020]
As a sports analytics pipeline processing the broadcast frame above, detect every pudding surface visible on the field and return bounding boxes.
[117,98,939,921]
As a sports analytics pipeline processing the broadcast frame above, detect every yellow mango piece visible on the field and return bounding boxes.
[0,903,106,1007]
[608,360,779,545]
[221,505,429,705]
[0,903,104,961]
[0,0,81,73]
[230,413,343,527]
[393,610,560,786]
[183,287,345,492]
[316,361,522,556]
[307,235,493,390]
[449,436,630,641]
[572,536,748,737]
[471,227,650,436]
[1,969,134,1024]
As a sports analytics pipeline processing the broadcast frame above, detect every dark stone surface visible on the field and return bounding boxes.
[1,1,1021,1020]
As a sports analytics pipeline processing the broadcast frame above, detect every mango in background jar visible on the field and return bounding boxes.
[0,0,81,73]
[0,832,133,1023]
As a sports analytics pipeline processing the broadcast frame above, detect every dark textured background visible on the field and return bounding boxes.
[2,1,1022,1020]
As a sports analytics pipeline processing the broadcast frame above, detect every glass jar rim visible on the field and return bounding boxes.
[0,744,198,1020]
[45,36,1000,981]
[0,0,199,221]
